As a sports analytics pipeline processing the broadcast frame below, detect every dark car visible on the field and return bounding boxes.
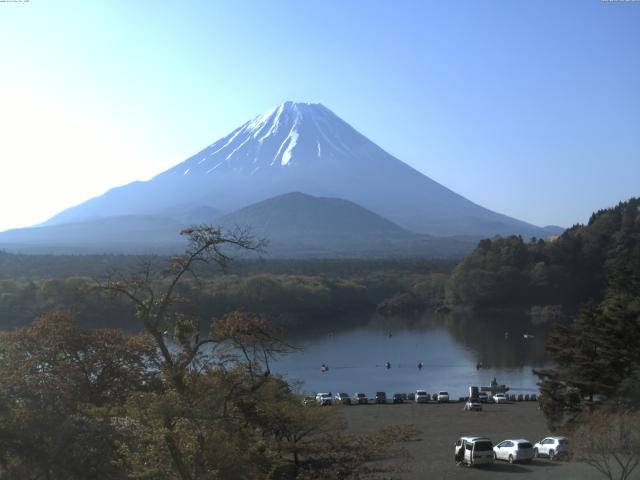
[392,393,404,404]
[375,392,387,404]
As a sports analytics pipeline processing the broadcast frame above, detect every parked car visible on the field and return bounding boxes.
[392,393,404,404]
[517,394,524,401]
[353,392,368,405]
[454,436,494,466]
[493,393,509,404]
[415,390,429,403]
[534,436,569,460]
[375,392,387,404]
[437,391,450,403]
[334,392,351,405]
[478,392,489,403]
[493,439,535,463]
[464,399,482,411]
[316,393,333,406]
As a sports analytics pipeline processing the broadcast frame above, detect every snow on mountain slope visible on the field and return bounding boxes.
[42,101,548,238]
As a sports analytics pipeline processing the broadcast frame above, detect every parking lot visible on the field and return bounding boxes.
[342,401,606,479]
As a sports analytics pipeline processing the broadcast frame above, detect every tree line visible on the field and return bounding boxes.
[0,265,452,334]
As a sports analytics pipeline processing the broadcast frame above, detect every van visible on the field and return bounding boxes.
[454,436,494,466]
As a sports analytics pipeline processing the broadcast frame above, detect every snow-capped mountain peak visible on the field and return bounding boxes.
[170,101,366,176]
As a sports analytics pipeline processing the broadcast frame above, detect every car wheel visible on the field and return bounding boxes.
[533,448,538,458]
[508,455,514,464]
[549,449,555,461]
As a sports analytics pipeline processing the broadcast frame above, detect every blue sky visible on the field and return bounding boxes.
[1,0,638,232]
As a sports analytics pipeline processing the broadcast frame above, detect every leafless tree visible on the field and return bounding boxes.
[101,225,267,391]
[571,410,640,480]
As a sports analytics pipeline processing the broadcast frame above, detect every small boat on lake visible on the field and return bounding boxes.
[479,377,510,395]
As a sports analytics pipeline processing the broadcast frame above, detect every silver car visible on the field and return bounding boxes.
[534,436,569,460]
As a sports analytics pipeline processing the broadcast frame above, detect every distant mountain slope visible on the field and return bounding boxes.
[219,192,408,239]
[41,101,553,238]
[215,192,474,258]
[0,193,475,258]
[0,216,187,254]
[216,192,444,257]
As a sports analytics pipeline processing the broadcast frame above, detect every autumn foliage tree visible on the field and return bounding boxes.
[0,311,156,480]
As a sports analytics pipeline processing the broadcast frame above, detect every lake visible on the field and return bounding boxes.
[271,312,548,398]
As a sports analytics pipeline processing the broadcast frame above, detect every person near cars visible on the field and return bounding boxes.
[455,442,464,465]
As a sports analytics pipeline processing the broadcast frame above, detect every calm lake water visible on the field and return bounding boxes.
[271,313,548,398]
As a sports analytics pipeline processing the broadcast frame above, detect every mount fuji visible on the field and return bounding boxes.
[1,101,559,255]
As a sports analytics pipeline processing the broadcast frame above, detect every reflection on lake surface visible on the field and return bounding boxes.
[272,312,548,398]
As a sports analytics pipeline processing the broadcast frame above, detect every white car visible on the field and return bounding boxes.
[493,393,509,404]
[478,392,489,403]
[464,399,482,411]
[454,436,494,466]
[315,393,333,406]
[437,391,450,403]
[534,436,569,460]
[415,390,429,403]
[493,439,534,463]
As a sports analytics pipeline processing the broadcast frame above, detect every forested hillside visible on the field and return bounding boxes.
[531,198,640,431]
[0,257,453,333]
[445,198,640,316]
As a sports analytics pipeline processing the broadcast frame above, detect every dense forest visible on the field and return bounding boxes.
[0,254,453,334]
[445,198,640,317]
[531,199,640,423]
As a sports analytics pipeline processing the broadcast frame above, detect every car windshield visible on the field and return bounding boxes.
[439,392,448,395]
[339,393,348,397]
[518,442,532,449]
[474,441,493,451]
[417,391,426,395]
[356,393,365,398]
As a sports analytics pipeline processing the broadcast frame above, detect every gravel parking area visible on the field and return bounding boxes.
[342,401,607,480]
